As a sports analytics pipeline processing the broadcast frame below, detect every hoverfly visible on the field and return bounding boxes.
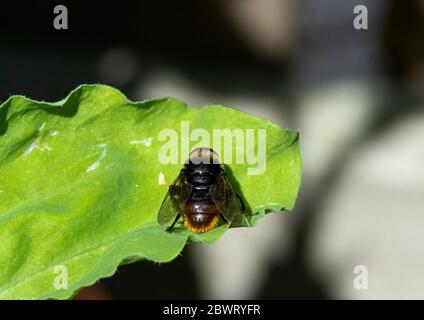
[157,147,245,233]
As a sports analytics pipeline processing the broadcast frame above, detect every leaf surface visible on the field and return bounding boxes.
[0,85,301,299]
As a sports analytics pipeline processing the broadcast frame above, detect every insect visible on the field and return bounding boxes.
[157,147,245,233]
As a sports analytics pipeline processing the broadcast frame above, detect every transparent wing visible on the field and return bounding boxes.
[157,191,178,226]
[210,171,244,227]
[157,172,191,226]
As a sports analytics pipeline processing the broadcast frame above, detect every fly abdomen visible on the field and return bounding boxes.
[183,199,218,233]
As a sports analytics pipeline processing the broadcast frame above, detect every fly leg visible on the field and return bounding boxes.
[166,213,181,233]
[237,194,246,211]
[220,214,228,225]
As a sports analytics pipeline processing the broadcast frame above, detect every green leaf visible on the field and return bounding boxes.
[0,84,301,299]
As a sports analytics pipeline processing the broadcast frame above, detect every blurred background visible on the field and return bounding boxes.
[1,0,423,299]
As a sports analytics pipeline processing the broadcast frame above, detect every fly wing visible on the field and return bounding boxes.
[157,192,178,226]
[157,172,191,226]
[210,171,244,227]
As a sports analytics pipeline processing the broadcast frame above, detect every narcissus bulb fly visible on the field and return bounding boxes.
[157,147,245,233]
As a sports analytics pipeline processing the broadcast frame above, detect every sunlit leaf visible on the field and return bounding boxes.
[0,85,301,299]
